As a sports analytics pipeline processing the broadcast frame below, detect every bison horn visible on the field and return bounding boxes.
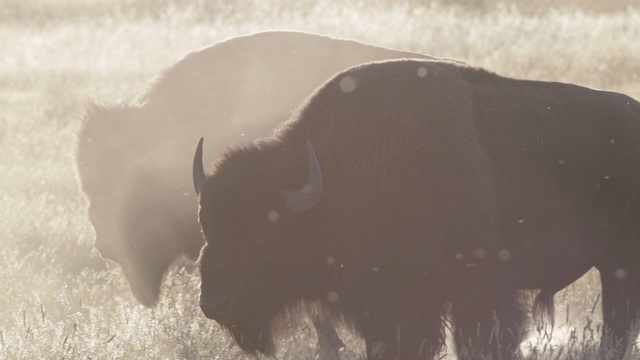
[281,140,323,214]
[193,137,206,195]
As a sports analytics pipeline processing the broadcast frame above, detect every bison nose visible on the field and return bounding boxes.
[199,293,238,323]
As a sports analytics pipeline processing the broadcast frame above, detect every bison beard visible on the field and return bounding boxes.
[198,240,326,357]
[206,283,303,356]
[218,311,275,356]
[194,58,640,359]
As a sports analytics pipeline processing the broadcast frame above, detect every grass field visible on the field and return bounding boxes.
[1,0,639,358]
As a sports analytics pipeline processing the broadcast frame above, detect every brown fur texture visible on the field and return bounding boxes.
[196,59,640,359]
[75,31,433,307]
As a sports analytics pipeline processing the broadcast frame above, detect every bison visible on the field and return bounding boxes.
[75,31,434,358]
[193,59,640,359]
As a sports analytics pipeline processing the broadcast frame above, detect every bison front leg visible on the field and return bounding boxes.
[450,288,527,360]
[361,302,448,360]
[311,311,345,360]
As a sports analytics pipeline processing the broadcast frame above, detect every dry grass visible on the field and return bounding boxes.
[1,0,639,358]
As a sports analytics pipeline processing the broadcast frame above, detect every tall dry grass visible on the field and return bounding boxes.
[1,1,638,358]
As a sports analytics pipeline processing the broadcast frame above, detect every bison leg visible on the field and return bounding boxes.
[311,310,345,360]
[597,260,640,358]
[361,299,448,360]
[450,288,527,360]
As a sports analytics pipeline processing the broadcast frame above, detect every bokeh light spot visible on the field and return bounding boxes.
[267,210,280,223]
[499,249,511,261]
[614,268,627,280]
[327,291,339,303]
[339,76,356,93]
[473,248,486,259]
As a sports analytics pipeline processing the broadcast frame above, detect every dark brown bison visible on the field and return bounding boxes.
[75,31,434,357]
[193,59,640,359]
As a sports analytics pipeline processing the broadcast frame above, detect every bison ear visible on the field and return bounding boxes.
[193,137,206,195]
[280,140,323,214]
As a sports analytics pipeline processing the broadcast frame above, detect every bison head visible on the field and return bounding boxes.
[193,138,323,355]
[77,103,202,307]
